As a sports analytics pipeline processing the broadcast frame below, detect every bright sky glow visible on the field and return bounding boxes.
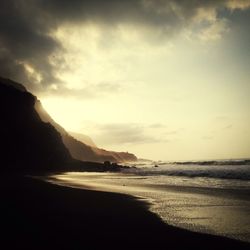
[36,2,250,161]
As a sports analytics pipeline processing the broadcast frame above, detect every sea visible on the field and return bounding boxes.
[50,159,250,243]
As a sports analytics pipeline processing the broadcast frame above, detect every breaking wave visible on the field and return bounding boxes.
[125,160,250,181]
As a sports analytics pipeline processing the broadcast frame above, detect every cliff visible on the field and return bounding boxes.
[0,77,72,171]
[35,99,137,163]
[0,77,137,169]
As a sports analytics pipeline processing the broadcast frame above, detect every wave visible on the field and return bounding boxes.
[172,159,250,166]
[125,165,250,181]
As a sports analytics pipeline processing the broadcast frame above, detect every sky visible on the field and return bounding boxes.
[1,0,250,161]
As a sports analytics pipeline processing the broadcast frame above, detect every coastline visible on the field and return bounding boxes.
[1,174,249,249]
[50,172,250,243]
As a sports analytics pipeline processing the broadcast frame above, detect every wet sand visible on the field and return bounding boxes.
[51,172,250,243]
[1,174,249,249]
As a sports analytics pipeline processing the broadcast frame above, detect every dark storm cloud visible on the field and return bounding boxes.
[0,0,249,91]
[0,0,61,89]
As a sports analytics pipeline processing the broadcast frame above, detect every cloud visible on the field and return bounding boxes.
[202,135,214,140]
[198,18,230,41]
[148,123,166,129]
[0,0,61,89]
[42,82,122,99]
[215,115,230,121]
[91,123,168,145]
[164,129,182,136]
[222,124,233,130]
[1,0,250,92]
[226,0,250,10]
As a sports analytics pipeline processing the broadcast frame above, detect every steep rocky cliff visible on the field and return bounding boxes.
[0,77,137,168]
[0,77,72,171]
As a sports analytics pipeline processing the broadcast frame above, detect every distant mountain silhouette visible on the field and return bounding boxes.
[70,132,97,148]
[69,132,137,162]
[0,77,137,172]
[93,147,137,162]
[34,94,137,163]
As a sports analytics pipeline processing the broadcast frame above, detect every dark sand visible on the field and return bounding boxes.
[1,175,249,250]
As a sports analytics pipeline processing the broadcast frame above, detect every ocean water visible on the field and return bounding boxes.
[51,160,250,243]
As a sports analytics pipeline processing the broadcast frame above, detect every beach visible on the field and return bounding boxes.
[1,174,249,250]
[51,170,250,243]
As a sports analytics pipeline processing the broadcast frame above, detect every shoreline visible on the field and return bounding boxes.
[1,174,249,249]
[49,172,250,243]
